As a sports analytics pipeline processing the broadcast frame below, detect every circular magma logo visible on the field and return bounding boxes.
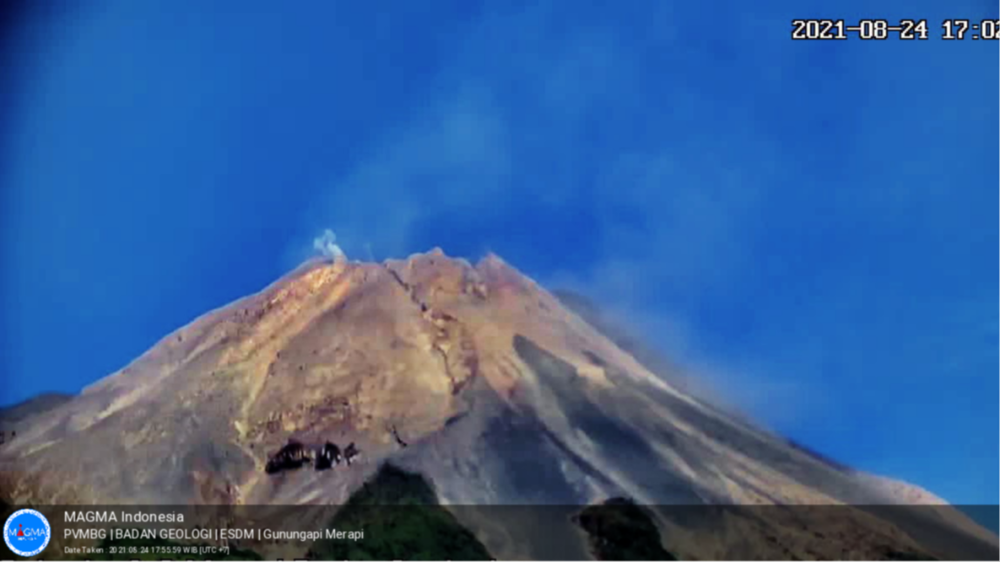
[4,509,51,557]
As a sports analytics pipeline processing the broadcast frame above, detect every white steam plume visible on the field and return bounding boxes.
[313,229,346,261]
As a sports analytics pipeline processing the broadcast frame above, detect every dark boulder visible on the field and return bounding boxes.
[265,440,311,474]
[343,442,360,465]
[315,442,342,471]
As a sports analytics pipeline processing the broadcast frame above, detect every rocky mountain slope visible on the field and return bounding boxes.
[0,250,995,560]
[0,393,72,439]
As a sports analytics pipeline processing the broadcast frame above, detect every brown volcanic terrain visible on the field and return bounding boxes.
[0,250,996,559]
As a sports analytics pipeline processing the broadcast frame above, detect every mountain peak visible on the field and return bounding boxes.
[1,252,994,559]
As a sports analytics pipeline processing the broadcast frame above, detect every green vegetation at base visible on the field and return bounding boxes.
[573,497,676,561]
[307,463,492,561]
[91,536,263,561]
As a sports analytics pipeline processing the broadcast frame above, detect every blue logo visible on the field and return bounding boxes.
[4,509,51,557]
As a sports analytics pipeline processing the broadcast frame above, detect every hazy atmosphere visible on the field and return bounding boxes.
[0,0,996,509]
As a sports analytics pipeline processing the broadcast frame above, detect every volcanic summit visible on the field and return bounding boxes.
[0,250,995,560]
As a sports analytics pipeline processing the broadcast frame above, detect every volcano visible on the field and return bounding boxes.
[0,250,995,560]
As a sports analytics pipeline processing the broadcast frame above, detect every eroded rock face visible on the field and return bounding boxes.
[0,251,994,560]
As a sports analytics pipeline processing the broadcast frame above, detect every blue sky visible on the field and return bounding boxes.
[0,1,996,504]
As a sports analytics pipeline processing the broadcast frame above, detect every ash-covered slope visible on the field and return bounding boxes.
[0,393,72,431]
[0,250,995,560]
